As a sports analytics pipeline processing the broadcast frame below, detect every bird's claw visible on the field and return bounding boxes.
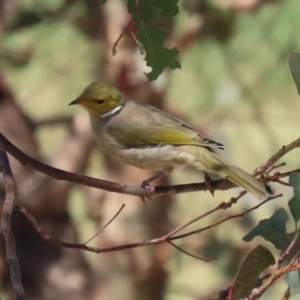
[140,182,155,205]
[204,173,214,197]
[207,186,214,197]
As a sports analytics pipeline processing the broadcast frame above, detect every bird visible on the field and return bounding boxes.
[69,81,271,200]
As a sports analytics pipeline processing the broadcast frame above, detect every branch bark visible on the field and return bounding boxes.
[0,142,28,299]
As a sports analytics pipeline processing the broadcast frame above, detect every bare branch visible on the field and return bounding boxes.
[0,132,147,197]
[0,132,244,199]
[1,131,298,201]
[266,162,286,174]
[245,228,300,299]
[0,142,28,299]
[163,191,246,240]
[112,15,134,55]
[168,241,217,262]
[16,194,281,256]
[277,230,299,269]
[83,204,125,245]
[172,194,282,241]
[246,263,300,300]
[256,137,300,174]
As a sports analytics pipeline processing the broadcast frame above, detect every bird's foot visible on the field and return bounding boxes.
[139,170,171,204]
[204,172,214,197]
[140,182,155,205]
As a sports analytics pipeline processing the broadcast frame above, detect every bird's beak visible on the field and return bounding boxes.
[69,97,86,106]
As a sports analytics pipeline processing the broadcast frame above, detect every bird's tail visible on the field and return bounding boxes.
[190,147,271,199]
[220,163,270,200]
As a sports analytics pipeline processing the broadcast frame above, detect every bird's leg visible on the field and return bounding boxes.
[204,172,214,196]
[141,171,167,187]
[140,167,173,203]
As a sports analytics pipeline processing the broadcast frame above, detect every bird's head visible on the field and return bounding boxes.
[69,82,124,119]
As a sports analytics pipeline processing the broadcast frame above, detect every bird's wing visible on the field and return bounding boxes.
[115,126,224,149]
[109,104,224,150]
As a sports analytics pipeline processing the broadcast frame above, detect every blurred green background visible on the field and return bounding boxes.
[1,0,300,299]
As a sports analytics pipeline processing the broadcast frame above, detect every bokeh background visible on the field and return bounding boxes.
[0,0,300,299]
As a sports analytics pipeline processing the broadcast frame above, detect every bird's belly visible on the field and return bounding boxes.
[98,141,194,170]
[111,145,180,170]
[94,131,208,171]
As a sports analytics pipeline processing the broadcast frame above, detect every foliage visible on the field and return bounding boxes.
[119,0,181,80]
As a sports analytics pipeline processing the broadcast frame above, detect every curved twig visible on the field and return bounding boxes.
[168,241,217,262]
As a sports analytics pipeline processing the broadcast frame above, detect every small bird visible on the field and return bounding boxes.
[69,82,270,199]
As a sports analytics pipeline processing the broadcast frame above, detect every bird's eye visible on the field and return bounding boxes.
[97,99,105,105]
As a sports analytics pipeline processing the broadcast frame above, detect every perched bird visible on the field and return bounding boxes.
[69,82,270,199]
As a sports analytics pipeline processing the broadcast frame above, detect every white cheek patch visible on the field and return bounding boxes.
[101,105,123,119]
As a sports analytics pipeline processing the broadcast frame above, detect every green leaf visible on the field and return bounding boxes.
[128,0,178,19]
[289,52,300,96]
[136,23,181,81]
[231,246,275,300]
[139,0,160,23]
[153,0,179,17]
[289,173,300,225]
[243,209,289,250]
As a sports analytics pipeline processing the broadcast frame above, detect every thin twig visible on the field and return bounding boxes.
[164,202,229,239]
[268,168,300,181]
[289,238,300,266]
[247,263,300,299]
[168,241,217,262]
[277,229,300,269]
[112,15,134,55]
[246,228,300,300]
[163,191,246,240]
[276,179,291,187]
[171,194,282,241]
[266,162,286,174]
[83,204,125,245]
[112,0,140,55]
[256,137,300,174]
[0,142,28,299]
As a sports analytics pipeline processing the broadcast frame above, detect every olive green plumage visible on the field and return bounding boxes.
[69,82,270,199]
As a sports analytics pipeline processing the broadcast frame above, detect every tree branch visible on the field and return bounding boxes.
[16,194,281,256]
[256,137,300,174]
[1,132,299,200]
[168,241,217,262]
[0,132,240,199]
[0,141,28,300]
